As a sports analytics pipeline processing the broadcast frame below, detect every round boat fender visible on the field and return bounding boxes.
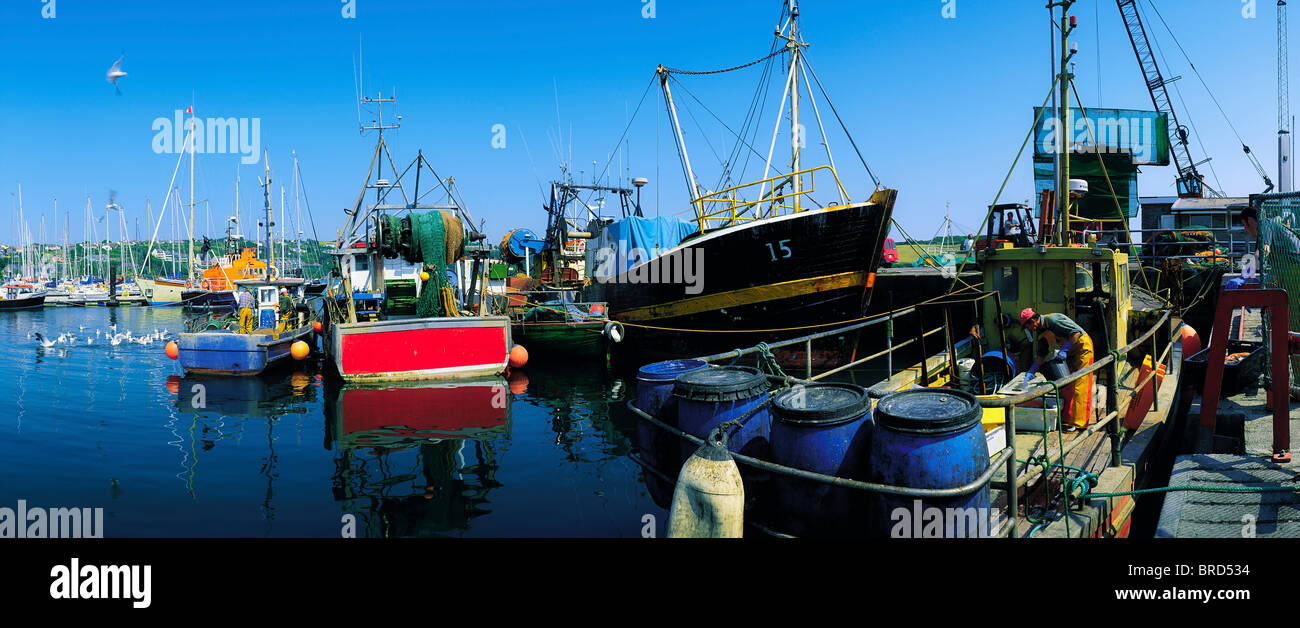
[603,321,624,343]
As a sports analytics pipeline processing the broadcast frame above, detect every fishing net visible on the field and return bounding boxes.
[1252,194,1300,384]
[383,211,466,318]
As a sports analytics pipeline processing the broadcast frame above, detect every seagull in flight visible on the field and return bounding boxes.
[106,54,127,94]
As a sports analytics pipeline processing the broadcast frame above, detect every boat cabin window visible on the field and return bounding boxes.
[355,257,369,271]
[258,287,277,307]
[1075,262,1112,296]
[991,266,1018,301]
[1041,267,1064,303]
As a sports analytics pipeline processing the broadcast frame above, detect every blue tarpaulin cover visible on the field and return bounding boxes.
[587,216,700,278]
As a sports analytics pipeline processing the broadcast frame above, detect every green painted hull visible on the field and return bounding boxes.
[511,321,608,358]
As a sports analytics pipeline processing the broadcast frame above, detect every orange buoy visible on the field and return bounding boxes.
[420,271,431,281]
[589,303,607,315]
[165,341,179,360]
[509,344,529,369]
[1180,324,1202,359]
[508,370,530,395]
[290,340,311,360]
[313,321,323,333]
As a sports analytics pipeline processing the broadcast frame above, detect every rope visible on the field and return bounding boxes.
[488,281,984,335]
[755,341,787,379]
[1086,484,1300,498]
[662,48,786,76]
[945,73,1062,294]
[1067,82,1159,297]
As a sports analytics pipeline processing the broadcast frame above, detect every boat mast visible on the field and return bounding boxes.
[657,65,702,216]
[1055,0,1076,246]
[260,149,274,278]
[787,1,802,212]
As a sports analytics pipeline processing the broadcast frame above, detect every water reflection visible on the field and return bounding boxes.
[166,371,320,534]
[324,379,509,538]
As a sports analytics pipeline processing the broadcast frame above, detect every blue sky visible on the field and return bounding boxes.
[0,0,1286,247]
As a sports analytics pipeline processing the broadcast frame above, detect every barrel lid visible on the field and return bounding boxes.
[874,388,981,434]
[773,383,871,425]
[673,366,769,401]
[637,359,709,383]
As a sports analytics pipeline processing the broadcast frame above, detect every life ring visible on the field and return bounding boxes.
[200,279,211,290]
[602,321,624,344]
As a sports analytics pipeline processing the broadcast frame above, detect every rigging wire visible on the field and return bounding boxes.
[800,50,881,188]
[1142,5,1225,193]
[1142,0,1273,186]
[588,74,658,199]
[667,74,781,192]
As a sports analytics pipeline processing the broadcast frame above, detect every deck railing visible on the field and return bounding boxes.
[692,166,851,230]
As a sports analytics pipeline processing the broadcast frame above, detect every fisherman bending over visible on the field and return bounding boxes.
[1019,307,1094,432]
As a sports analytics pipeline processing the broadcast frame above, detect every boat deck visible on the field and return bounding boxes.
[999,342,1185,538]
[1156,307,1300,537]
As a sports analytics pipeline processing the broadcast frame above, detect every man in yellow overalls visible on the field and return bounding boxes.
[1020,307,1094,432]
[277,288,293,332]
[236,288,256,334]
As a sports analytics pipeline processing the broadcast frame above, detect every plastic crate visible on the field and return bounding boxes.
[1184,340,1265,398]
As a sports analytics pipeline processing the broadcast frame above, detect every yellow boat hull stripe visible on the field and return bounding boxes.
[615,270,874,323]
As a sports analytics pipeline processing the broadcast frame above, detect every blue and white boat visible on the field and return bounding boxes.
[176,280,315,376]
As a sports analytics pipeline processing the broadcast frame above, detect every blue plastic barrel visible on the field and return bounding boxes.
[769,383,873,537]
[635,359,709,508]
[979,350,1017,378]
[867,389,991,538]
[674,366,771,461]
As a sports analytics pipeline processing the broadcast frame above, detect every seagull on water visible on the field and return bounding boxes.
[106,54,127,94]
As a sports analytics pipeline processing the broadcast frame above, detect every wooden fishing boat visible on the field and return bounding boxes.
[580,4,895,369]
[510,296,616,360]
[323,95,510,383]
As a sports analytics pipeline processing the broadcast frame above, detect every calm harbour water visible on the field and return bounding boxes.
[0,306,664,537]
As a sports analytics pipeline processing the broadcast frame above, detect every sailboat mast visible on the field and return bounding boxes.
[293,151,302,273]
[280,184,286,271]
[235,164,241,242]
[188,107,196,283]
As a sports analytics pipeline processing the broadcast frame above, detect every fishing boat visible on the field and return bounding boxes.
[322,93,510,383]
[510,295,616,361]
[499,183,627,360]
[581,2,895,369]
[173,158,318,376]
[174,278,316,375]
[0,283,46,310]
